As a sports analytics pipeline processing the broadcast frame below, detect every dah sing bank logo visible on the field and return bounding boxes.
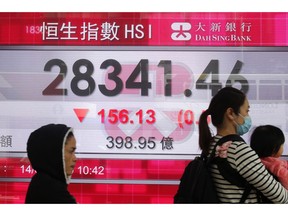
[171,22,192,41]
[170,22,252,42]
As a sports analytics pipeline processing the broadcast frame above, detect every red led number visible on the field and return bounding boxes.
[98,109,156,125]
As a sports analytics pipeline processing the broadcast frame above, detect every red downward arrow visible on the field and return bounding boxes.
[73,108,89,123]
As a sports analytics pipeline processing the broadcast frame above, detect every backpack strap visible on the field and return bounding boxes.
[211,134,254,203]
[211,134,245,158]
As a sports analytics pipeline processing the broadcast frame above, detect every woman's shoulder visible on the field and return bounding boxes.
[213,134,247,146]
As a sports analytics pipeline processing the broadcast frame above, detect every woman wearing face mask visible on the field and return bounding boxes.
[198,87,288,203]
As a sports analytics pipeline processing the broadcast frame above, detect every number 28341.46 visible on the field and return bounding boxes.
[42,58,249,97]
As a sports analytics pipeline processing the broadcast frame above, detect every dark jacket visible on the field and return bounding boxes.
[25,124,77,204]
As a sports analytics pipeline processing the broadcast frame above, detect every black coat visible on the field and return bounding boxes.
[25,124,77,204]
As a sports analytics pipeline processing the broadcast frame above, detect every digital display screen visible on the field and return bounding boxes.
[1,12,288,204]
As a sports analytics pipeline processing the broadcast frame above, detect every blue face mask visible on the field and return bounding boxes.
[236,114,252,135]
